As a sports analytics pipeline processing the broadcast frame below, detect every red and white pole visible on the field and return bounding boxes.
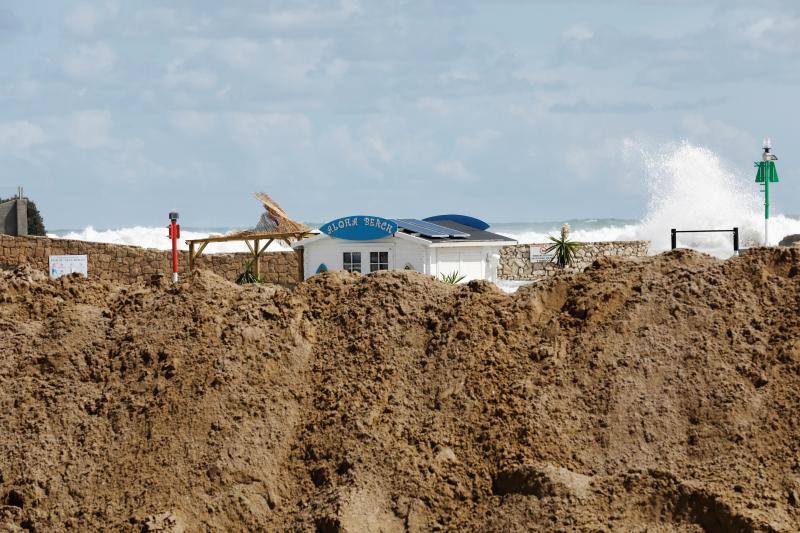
[168,212,180,283]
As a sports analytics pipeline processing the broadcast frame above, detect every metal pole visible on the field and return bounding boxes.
[733,227,739,253]
[671,228,677,250]
[764,177,769,246]
[169,212,180,283]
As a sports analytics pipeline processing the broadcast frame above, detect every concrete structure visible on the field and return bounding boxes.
[498,241,650,280]
[293,215,516,282]
[0,196,27,236]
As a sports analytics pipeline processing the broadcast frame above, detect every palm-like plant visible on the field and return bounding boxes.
[544,223,582,268]
[236,259,262,284]
[440,270,466,284]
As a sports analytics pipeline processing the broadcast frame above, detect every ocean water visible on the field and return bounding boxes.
[49,142,800,257]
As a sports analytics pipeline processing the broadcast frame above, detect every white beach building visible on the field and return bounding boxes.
[292,214,516,282]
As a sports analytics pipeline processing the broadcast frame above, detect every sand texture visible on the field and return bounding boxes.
[1,248,799,531]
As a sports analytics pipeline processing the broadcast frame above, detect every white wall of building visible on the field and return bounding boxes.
[298,234,505,283]
[301,235,429,278]
[428,245,503,282]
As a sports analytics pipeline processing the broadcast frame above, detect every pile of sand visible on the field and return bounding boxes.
[1,248,799,531]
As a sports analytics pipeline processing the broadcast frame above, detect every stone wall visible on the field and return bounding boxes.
[498,241,650,280]
[0,234,300,285]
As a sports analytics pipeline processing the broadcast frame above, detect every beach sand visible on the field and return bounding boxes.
[1,248,799,531]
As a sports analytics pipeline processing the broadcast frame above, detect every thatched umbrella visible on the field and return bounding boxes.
[252,192,310,234]
[185,193,313,278]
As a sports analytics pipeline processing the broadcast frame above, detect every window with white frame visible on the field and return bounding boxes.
[342,251,361,273]
[369,251,389,272]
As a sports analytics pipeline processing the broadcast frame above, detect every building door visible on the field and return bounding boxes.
[437,249,484,281]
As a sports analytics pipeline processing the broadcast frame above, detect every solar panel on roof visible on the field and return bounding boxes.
[395,219,470,238]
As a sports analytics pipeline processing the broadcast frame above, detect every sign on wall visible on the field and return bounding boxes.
[321,215,397,241]
[529,244,555,263]
[49,255,88,279]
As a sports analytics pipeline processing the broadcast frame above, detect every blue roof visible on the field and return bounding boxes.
[395,218,470,238]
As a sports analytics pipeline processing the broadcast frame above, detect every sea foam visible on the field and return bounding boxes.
[49,142,800,257]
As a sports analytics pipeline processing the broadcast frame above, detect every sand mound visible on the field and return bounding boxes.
[1,249,799,531]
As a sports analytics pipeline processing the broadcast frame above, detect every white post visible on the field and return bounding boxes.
[172,272,178,283]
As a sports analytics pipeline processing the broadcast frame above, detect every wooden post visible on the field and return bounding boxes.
[253,239,260,279]
[189,241,195,272]
[296,246,304,282]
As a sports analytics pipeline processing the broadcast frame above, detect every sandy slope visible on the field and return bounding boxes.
[1,248,799,532]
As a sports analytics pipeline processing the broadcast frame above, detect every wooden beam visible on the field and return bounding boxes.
[195,241,208,259]
[244,240,255,255]
[188,241,195,272]
[258,239,273,256]
[184,230,314,246]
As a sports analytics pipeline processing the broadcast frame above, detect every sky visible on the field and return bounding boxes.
[0,0,798,229]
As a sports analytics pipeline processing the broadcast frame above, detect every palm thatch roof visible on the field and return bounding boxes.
[252,192,310,234]
[215,193,311,242]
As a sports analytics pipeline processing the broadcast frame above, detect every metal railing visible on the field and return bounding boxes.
[671,227,739,252]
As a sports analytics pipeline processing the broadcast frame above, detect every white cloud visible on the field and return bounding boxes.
[70,110,112,148]
[563,137,631,183]
[0,121,46,151]
[740,15,800,51]
[325,58,349,79]
[678,114,755,155]
[254,0,361,30]
[227,112,312,149]
[170,110,216,136]
[435,160,477,182]
[563,24,594,42]
[416,97,451,115]
[0,79,40,100]
[214,38,262,68]
[330,126,383,177]
[366,135,392,162]
[439,68,479,83]
[64,4,101,36]
[164,61,217,89]
[62,42,116,79]
[457,129,501,151]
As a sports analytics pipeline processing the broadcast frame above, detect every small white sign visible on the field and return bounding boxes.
[49,255,88,279]
[529,244,555,262]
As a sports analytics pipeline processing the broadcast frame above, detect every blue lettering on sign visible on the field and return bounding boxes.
[321,215,397,241]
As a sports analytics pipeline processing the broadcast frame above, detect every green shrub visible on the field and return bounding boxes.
[235,259,262,284]
[26,199,46,235]
[439,270,466,284]
[544,223,582,268]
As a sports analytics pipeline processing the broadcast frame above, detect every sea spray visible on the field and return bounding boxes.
[499,142,800,256]
[48,226,291,254]
[48,142,800,256]
[635,141,763,254]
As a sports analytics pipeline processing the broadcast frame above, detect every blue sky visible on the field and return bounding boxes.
[1,1,798,228]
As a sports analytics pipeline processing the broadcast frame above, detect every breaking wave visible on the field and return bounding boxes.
[49,143,799,257]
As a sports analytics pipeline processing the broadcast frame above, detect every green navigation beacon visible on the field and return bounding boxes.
[755,137,779,245]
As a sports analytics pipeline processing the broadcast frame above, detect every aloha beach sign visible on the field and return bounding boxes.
[321,215,398,241]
